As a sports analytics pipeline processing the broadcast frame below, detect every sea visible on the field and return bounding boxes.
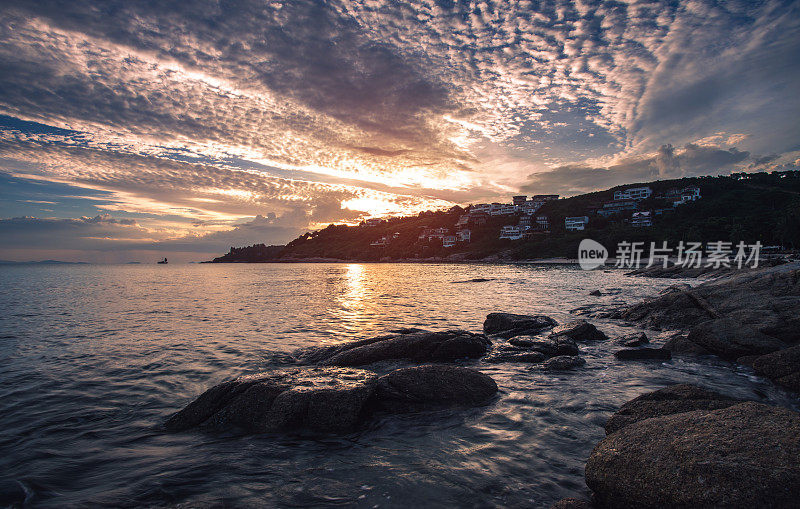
[1,263,797,508]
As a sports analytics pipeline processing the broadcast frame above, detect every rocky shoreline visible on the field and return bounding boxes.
[166,262,800,507]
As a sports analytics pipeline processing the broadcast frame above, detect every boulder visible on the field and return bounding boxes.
[776,371,800,393]
[586,401,800,508]
[686,318,785,359]
[165,367,377,433]
[589,290,602,296]
[294,330,491,366]
[549,320,607,342]
[166,365,499,434]
[604,384,741,434]
[613,348,671,361]
[616,332,648,347]
[372,365,498,413]
[483,313,558,338]
[662,333,710,355]
[541,355,586,371]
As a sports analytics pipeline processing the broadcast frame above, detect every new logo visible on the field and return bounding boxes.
[578,238,608,270]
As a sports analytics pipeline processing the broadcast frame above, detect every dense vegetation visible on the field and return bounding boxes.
[208,170,800,262]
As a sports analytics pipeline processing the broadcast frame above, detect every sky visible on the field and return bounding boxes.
[0,0,799,262]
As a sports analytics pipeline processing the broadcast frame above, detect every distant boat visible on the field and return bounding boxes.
[158,258,168,264]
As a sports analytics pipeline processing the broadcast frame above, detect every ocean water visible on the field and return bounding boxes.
[0,263,797,508]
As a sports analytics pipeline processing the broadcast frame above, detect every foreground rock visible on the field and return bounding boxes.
[294,329,491,366]
[752,344,800,392]
[686,317,784,359]
[483,313,557,338]
[613,264,800,343]
[166,365,498,434]
[586,400,800,508]
[372,365,498,413]
[508,336,579,356]
[484,346,546,364]
[613,348,671,361]
[604,384,741,434]
[165,367,377,433]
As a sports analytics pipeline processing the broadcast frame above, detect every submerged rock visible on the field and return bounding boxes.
[484,346,546,364]
[613,348,671,361]
[589,289,602,296]
[294,330,491,366]
[551,498,593,509]
[483,313,558,338]
[549,320,607,342]
[509,336,579,356]
[166,365,498,434]
[604,384,741,434]
[586,401,800,508]
[616,332,648,347]
[541,355,585,371]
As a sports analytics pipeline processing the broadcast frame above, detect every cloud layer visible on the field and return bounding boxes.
[0,0,798,260]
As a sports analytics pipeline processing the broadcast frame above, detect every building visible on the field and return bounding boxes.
[672,186,701,206]
[519,215,532,228]
[613,186,652,201]
[630,211,653,227]
[598,200,638,217]
[457,229,471,242]
[470,203,492,214]
[531,194,559,202]
[536,215,550,230]
[455,215,470,228]
[490,203,517,216]
[513,195,528,206]
[443,235,457,248]
[370,236,388,246]
[565,216,589,231]
[499,225,523,240]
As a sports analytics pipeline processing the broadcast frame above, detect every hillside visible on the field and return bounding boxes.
[208,170,800,262]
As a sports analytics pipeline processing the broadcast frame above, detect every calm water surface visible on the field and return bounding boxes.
[1,263,797,508]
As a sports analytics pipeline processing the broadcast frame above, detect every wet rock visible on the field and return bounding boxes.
[616,332,648,347]
[549,320,607,342]
[736,354,761,367]
[294,330,491,366]
[167,365,499,434]
[589,289,602,296]
[551,498,593,509]
[483,313,558,338]
[604,384,741,434]
[586,401,800,508]
[541,355,585,371]
[613,348,671,361]
[484,346,546,364]
[687,318,785,359]
[165,367,378,433]
[509,336,579,356]
[662,333,710,355]
[752,345,800,392]
[614,264,800,340]
[372,365,498,413]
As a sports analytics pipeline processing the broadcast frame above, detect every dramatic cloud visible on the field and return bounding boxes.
[0,0,798,259]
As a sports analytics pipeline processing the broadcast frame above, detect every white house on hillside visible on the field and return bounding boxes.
[565,216,589,231]
[614,186,652,201]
